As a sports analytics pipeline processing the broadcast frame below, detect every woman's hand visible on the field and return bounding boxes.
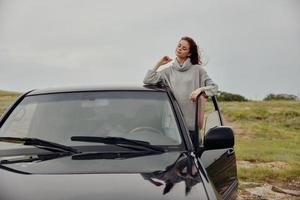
[154,56,172,70]
[189,88,207,102]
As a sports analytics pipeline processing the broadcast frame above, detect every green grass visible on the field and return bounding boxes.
[238,166,300,182]
[220,100,300,183]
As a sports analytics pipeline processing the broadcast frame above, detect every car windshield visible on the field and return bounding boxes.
[0,91,182,148]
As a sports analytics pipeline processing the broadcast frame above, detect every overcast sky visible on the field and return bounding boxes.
[0,0,299,99]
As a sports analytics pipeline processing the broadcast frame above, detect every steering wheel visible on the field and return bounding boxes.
[128,126,162,134]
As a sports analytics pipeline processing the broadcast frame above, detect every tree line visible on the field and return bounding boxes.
[216,91,299,102]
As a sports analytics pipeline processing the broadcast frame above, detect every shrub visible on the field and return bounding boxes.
[217,91,247,102]
[263,94,298,101]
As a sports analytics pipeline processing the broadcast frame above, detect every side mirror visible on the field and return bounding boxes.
[203,126,234,150]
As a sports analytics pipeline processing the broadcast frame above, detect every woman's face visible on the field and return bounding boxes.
[175,40,191,59]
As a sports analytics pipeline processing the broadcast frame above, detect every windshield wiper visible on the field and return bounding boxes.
[0,152,71,165]
[0,137,79,154]
[71,136,165,153]
[72,151,162,160]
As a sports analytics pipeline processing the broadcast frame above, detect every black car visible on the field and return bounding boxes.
[0,85,238,200]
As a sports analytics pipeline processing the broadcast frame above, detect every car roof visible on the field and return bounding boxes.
[27,85,167,95]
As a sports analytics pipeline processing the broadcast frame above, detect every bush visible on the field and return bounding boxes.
[263,94,298,101]
[217,91,247,102]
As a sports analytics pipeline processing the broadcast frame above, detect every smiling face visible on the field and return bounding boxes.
[175,40,191,60]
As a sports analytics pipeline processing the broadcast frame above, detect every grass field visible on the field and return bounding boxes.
[219,101,300,188]
[0,90,20,115]
[1,90,299,192]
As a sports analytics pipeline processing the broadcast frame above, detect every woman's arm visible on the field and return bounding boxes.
[143,69,162,84]
[199,67,218,96]
[189,67,218,101]
[191,67,218,130]
[143,56,172,85]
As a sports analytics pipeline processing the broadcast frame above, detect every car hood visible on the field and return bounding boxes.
[0,151,210,200]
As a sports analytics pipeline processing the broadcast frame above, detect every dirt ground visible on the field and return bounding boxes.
[237,181,300,200]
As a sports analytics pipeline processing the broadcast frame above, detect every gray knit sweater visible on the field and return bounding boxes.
[143,58,218,130]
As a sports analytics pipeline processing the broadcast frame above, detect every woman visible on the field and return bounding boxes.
[143,36,218,131]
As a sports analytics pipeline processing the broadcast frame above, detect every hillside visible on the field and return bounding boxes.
[0,89,20,96]
[0,90,20,114]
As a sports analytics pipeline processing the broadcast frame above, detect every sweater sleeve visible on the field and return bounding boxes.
[199,67,218,96]
[143,67,170,85]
